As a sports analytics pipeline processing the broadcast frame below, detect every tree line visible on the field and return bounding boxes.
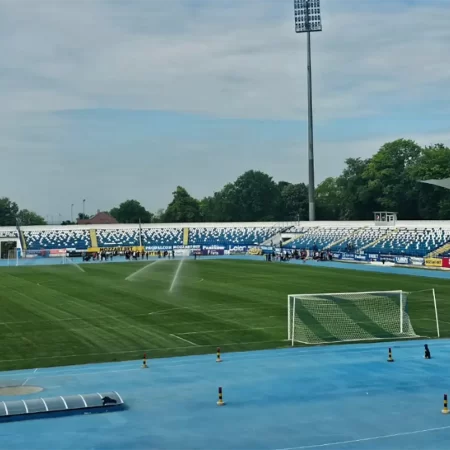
[0,198,47,227]
[111,139,450,223]
[1,139,449,227]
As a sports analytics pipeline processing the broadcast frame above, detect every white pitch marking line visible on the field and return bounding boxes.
[21,378,30,386]
[148,308,183,316]
[274,425,450,450]
[0,305,264,326]
[423,318,450,326]
[177,325,284,335]
[33,368,38,373]
[170,333,198,346]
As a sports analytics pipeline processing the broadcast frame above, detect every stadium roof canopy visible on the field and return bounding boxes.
[419,178,450,190]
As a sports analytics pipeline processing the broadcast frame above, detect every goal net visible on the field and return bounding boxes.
[287,290,437,345]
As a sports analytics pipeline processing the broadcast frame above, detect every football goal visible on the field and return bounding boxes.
[287,289,439,345]
[7,249,19,267]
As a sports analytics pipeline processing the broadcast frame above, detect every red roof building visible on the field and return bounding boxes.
[77,211,118,225]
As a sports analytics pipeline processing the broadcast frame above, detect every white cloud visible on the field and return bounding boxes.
[1,0,449,119]
[0,0,449,218]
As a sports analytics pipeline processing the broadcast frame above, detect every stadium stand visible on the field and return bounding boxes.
[96,228,140,247]
[284,227,358,250]
[363,227,450,257]
[23,229,91,250]
[142,227,183,246]
[188,226,282,246]
[330,227,391,251]
[7,221,450,259]
[0,228,19,239]
[96,227,183,247]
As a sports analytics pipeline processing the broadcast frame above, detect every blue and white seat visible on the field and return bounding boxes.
[331,227,391,252]
[96,228,183,247]
[24,229,91,250]
[364,228,450,257]
[286,227,356,250]
[0,229,19,239]
[141,228,183,246]
[189,226,281,246]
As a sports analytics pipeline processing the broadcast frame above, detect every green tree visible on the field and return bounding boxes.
[336,157,372,220]
[279,182,308,221]
[163,186,201,223]
[17,209,46,226]
[408,143,450,219]
[210,184,240,222]
[151,208,165,223]
[0,197,19,226]
[78,213,89,220]
[110,200,153,223]
[362,139,422,219]
[316,177,341,220]
[198,196,216,222]
[226,170,281,221]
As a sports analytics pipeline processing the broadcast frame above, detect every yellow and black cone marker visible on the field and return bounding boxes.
[387,347,394,362]
[142,352,148,369]
[217,387,225,406]
[216,347,222,363]
[442,394,449,414]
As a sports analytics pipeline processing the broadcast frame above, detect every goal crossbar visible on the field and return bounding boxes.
[289,290,403,297]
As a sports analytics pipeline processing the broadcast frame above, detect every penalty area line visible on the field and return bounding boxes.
[423,317,450,326]
[274,425,450,450]
[169,334,198,346]
[177,325,284,335]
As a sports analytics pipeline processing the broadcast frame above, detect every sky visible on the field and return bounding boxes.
[1,0,450,222]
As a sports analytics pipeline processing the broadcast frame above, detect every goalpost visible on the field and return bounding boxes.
[7,249,19,267]
[287,289,440,346]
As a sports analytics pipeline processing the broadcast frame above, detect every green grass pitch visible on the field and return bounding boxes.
[0,259,449,372]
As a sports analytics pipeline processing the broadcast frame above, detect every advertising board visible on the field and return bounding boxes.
[410,257,424,266]
[425,258,442,267]
[395,256,410,264]
[380,255,396,262]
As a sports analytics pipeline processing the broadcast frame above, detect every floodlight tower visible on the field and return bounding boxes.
[294,0,322,221]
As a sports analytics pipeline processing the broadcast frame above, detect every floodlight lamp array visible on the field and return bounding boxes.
[294,0,322,33]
